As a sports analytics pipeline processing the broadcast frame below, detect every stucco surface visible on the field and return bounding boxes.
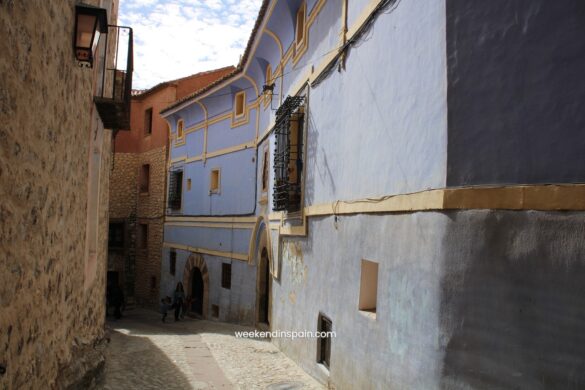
[271,210,585,389]
[446,0,585,186]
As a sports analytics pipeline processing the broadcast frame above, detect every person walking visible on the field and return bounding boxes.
[173,282,185,321]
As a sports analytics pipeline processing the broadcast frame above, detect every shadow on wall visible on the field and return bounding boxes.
[439,211,585,390]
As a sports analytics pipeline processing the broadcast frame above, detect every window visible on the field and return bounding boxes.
[210,168,220,194]
[264,64,272,106]
[139,223,148,249]
[359,260,379,317]
[108,222,124,249]
[140,164,150,193]
[317,314,332,369]
[177,119,184,140]
[221,263,232,289]
[262,148,269,193]
[144,107,153,135]
[212,304,219,318]
[295,2,306,47]
[150,275,156,290]
[234,91,246,117]
[187,178,192,191]
[169,249,176,276]
[273,96,306,212]
[168,170,183,210]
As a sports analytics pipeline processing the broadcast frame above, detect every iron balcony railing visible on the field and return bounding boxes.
[94,25,133,130]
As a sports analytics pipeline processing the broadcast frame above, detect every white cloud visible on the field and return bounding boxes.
[119,0,261,89]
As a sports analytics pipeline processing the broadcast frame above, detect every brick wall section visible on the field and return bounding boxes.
[0,1,113,388]
[109,153,139,219]
[135,146,166,305]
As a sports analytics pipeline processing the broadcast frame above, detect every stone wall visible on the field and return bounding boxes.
[0,1,113,389]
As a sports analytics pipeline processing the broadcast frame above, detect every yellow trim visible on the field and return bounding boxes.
[206,140,256,159]
[166,216,257,223]
[267,184,585,238]
[167,140,256,166]
[165,221,255,229]
[263,63,273,108]
[242,74,260,97]
[208,112,233,126]
[185,155,203,164]
[263,28,284,58]
[163,242,248,262]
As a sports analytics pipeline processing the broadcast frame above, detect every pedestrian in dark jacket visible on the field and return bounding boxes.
[173,282,185,321]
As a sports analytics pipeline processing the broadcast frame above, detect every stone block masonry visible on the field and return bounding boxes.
[0,0,115,388]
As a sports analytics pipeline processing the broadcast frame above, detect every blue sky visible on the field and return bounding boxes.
[119,0,262,89]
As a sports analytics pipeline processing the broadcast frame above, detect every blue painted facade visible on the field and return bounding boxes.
[160,0,585,388]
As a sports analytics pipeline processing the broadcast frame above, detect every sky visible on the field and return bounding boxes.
[119,0,262,90]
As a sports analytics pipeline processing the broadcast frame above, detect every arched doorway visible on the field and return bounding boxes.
[190,267,204,315]
[257,247,271,325]
[182,254,209,319]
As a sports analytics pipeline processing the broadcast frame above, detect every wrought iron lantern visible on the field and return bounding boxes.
[74,4,108,67]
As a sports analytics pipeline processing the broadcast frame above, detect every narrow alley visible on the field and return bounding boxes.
[100,309,323,390]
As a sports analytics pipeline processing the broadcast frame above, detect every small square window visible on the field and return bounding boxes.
[139,223,148,250]
[150,275,156,290]
[140,164,150,193]
[210,168,220,194]
[221,263,232,289]
[169,249,176,276]
[359,259,378,316]
[144,107,153,135]
[187,178,192,191]
[234,91,245,117]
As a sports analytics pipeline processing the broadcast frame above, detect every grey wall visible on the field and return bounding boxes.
[446,0,585,186]
[271,211,585,389]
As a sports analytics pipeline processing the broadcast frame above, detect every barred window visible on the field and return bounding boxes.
[169,249,176,276]
[168,170,183,210]
[221,263,232,289]
[273,95,305,212]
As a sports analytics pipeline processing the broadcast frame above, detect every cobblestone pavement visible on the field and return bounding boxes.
[99,309,324,390]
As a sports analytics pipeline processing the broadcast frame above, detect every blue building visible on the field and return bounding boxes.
[161,0,585,388]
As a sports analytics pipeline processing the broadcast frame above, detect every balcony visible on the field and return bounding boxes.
[94,25,133,130]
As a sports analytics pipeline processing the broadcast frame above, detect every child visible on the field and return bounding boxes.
[160,296,172,322]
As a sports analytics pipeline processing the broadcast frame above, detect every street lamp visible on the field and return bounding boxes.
[74,4,108,67]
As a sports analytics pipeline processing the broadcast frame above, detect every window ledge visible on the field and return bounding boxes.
[359,310,377,320]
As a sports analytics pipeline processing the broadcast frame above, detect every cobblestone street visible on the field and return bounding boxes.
[99,309,323,390]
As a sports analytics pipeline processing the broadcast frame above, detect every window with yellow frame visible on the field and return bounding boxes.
[295,2,306,48]
[234,91,246,118]
[263,64,272,107]
[176,119,184,140]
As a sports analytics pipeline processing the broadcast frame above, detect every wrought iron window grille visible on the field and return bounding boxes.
[167,170,183,210]
[273,95,305,212]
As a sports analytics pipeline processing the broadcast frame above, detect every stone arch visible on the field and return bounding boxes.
[182,253,209,319]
